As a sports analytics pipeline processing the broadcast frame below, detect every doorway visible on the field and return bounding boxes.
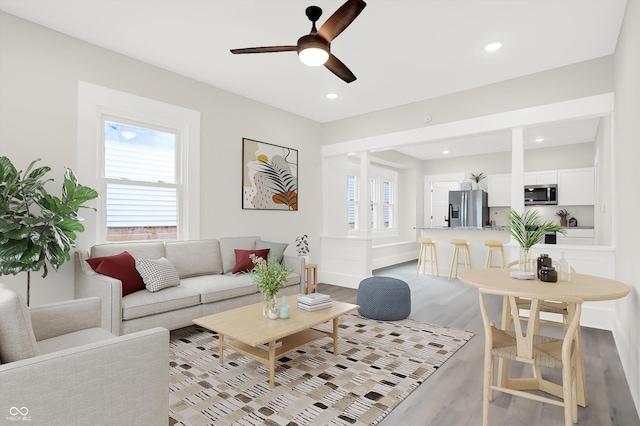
[424,173,464,227]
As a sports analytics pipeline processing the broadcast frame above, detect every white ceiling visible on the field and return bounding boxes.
[0,0,627,125]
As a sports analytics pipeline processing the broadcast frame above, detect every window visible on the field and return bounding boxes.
[369,167,397,231]
[347,173,359,230]
[103,120,179,241]
[77,81,200,242]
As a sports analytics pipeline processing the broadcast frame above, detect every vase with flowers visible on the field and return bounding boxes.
[507,209,566,273]
[249,253,292,318]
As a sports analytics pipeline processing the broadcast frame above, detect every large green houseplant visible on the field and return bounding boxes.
[0,157,98,305]
[507,209,566,272]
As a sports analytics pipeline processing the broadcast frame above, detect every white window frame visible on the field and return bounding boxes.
[369,165,398,236]
[77,82,200,242]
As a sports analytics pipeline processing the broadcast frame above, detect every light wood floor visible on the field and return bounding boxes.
[317,261,639,426]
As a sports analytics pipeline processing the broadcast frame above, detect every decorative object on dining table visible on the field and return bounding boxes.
[469,172,486,190]
[558,252,571,282]
[507,209,566,273]
[556,208,570,226]
[248,253,292,317]
[539,265,558,282]
[536,253,552,279]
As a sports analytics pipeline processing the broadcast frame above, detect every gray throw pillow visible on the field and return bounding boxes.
[135,257,180,292]
[255,240,289,263]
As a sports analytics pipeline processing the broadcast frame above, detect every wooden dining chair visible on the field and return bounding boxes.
[478,287,583,426]
[504,260,588,408]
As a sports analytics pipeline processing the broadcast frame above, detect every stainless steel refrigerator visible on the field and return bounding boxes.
[447,190,489,228]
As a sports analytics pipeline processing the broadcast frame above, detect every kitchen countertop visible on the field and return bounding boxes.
[415,226,509,231]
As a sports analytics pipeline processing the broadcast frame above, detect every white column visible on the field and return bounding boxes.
[511,127,525,212]
[359,152,371,239]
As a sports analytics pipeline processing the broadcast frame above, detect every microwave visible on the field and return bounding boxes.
[524,184,557,205]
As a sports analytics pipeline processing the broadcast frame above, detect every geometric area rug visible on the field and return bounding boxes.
[168,314,474,426]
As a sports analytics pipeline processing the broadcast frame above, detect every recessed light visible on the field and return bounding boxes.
[326,93,338,99]
[484,42,502,52]
[442,150,450,154]
[535,138,544,143]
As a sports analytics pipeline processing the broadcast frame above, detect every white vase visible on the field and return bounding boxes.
[267,309,279,320]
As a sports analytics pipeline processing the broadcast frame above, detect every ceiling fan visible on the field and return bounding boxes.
[230,0,367,83]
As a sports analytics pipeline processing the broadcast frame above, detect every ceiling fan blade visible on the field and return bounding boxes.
[230,46,297,54]
[317,0,367,43]
[324,54,356,83]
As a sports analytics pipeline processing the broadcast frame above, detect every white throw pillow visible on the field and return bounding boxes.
[135,257,180,292]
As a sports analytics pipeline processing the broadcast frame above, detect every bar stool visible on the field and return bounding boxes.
[416,237,439,277]
[484,240,505,269]
[449,239,471,281]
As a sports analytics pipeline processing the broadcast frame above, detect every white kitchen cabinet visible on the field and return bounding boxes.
[556,228,595,245]
[524,170,558,185]
[557,167,595,206]
[487,173,512,207]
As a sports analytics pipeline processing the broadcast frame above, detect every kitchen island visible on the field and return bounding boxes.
[415,226,510,271]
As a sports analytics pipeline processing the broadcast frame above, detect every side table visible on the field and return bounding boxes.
[305,263,318,294]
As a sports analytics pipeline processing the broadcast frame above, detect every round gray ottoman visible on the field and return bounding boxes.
[357,276,411,321]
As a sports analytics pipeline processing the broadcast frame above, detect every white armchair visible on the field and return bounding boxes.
[0,282,169,425]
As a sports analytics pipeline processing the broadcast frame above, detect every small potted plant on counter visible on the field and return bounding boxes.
[556,209,570,227]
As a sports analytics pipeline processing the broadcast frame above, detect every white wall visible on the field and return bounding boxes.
[0,12,323,306]
[613,0,640,414]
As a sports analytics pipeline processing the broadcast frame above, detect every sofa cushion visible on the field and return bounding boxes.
[165,239,223,278]
[255,239,289,263]
[37,327,116,355]
[135,257,181,292]
[86,251,144,296]
[91,241,165,260]
[0,283,39,363]
[180,274,259,304]
[121,286,201,321]
[232,248,270,274]
[219,236,259,274]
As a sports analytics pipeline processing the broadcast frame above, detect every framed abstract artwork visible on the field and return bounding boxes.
[242,138,298,210]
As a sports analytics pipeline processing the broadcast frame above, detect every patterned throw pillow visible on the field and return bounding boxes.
[135,257,180,292]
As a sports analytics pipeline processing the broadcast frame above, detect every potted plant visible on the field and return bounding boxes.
[556,208,570,227]
[249,253,292,318]
[0,157,98,305]
[295,234,310,264]
[469,172,486,190]
[507,209,566,272]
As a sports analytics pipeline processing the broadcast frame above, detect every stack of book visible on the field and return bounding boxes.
[297,293,332,311]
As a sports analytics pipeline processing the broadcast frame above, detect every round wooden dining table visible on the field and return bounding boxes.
[457,268,630,408]
[457,269,630,301]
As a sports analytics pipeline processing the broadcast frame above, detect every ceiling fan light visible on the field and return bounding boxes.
[299,46,329,66]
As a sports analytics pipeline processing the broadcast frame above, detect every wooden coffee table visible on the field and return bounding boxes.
[192,294,359,388]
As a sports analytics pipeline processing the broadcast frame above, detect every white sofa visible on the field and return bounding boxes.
[0,282,169,425]
[74,237,306,335]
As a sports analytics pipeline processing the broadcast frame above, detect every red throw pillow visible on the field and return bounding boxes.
[86,251,145,296]
[232,248,270,274]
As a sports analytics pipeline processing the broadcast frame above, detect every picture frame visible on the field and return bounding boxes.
[242,138,298,210]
